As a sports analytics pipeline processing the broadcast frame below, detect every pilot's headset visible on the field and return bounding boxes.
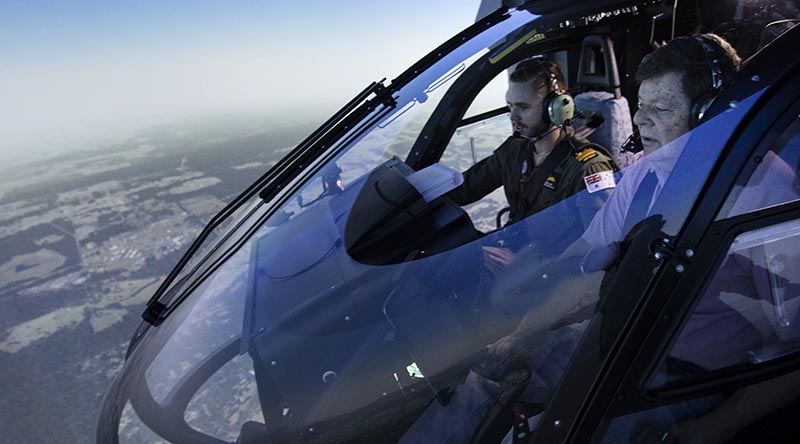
[515,58,576,127]
[688,34,727,128]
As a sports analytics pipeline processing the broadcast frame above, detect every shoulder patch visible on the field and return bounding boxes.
[584,170,616,193]
[575,147,598,163]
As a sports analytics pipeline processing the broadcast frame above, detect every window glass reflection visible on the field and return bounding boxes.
[601,369,800,444]
[650,219,800,389]
[721,114,800,219]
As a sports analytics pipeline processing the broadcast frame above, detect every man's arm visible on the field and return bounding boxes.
[486,151,619,356]
[446,150,504,206]
[487,262,603,357]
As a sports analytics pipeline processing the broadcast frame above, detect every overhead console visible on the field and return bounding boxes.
[344,158,479,265]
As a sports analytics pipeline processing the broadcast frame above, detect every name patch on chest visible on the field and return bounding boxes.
[584,170,616,193]
[543,173,559,190]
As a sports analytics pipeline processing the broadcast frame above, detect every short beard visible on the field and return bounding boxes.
[528,120,551,140]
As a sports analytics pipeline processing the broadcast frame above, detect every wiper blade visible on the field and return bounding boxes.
[258,80,394,203]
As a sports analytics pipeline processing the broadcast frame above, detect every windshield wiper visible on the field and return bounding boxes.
[142,80,390,326]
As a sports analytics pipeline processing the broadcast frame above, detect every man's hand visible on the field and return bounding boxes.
[473,332,529,382]
[486,332,524,359]
[482,246,516,276]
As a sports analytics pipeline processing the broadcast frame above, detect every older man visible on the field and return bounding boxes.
[577,34,741,271]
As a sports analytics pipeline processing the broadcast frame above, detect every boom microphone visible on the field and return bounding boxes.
[621,128,644,153]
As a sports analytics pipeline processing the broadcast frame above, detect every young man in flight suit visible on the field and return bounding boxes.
[447,58,618,272]
[401,57,617,444]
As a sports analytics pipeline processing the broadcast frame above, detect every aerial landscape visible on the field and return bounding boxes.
[0,1,477,441]
[0,114,320,443]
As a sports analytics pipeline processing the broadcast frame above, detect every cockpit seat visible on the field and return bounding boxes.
[573,35,642,169]
[574,90,640,169]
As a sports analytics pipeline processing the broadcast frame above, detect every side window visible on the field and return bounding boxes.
[463,71,510,122]
[654,219,800,384]
[719,114,800,219]
[603,239,800,444]
[439,70,510,173]
[439,71,511,232]
[651,113,800,384]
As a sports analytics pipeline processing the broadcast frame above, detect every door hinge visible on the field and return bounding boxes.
[649,235,677,260]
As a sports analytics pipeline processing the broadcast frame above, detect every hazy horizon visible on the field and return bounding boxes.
[0,0,479,168]
[0,3,485,442]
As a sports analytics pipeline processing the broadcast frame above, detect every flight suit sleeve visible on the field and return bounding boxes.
[446,151,504,206]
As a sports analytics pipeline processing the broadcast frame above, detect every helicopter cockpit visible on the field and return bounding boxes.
[98,1,800,443]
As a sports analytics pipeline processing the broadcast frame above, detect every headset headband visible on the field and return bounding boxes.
[530,57,562,94]
[693,35,724,91]
[512,57,575,128]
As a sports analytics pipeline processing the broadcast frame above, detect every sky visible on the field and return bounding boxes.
[0,0,480,166]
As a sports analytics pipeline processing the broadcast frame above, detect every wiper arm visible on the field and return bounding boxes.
[258,80,394,203]
[143,80,390,326]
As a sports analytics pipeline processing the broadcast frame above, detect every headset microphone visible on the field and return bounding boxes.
[513,130,540,143]
[513,125,562,144]
[514,110,598,144]
[621,128,643,153]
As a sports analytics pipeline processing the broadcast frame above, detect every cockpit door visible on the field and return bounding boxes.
[529,23,800,444]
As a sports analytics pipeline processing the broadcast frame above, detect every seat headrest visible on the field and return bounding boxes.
[577,35,622,99]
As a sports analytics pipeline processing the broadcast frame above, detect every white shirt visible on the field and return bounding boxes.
[579,132,691,271]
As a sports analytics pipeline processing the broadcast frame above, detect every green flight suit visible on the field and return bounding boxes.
[447,134,617,253]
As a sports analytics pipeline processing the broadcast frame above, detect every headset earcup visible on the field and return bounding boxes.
[546,92,575,127]
[690,94,716,128]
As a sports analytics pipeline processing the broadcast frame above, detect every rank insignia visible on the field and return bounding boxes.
[575,147,598,162]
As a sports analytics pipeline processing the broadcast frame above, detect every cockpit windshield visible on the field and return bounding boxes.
[100,2,800,443]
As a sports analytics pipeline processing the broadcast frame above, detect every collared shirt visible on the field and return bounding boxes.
[579,132,691,271]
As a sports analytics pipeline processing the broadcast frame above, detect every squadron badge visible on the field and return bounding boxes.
[543,174,558,190]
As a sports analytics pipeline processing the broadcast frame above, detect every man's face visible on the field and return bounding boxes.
[507,80,549,139]
[633,71,693,155]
